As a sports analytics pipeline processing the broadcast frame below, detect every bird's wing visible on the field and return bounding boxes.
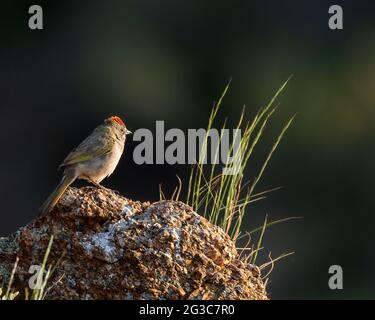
[59,125,115,169]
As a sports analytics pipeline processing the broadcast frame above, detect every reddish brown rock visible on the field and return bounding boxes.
[0,187,268,300]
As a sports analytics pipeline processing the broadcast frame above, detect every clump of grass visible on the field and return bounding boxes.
[1,235,64,300]
[187,78,296,243]
[0,288,19,300]
[28,235,55,300]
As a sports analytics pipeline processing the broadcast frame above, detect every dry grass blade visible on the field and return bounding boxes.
[174,175,182,201]
[4,257,19,300]
[248,216,303,235]
[159,183,166,201]
[261,251,295,280]
[251,215,268,264]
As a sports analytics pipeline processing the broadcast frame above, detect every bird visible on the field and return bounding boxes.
[39,116,132,216]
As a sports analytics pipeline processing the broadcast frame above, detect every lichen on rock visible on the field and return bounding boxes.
[0,187,268,300]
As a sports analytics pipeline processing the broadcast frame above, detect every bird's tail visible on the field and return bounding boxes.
[39,170,77,216]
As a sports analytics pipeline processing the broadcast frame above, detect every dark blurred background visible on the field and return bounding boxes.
[1,0,374,299]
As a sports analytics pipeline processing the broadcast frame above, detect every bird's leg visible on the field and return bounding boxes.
[88,179,110,191]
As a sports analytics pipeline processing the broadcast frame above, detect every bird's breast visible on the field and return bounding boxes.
[76,141,124,183]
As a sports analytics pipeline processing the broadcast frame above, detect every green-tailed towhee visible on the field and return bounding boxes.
[39,116,131,216]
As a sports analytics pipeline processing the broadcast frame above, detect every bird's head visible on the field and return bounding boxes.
[105,116,132,136]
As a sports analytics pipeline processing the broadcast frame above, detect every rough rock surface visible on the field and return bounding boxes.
[0,187,268,300]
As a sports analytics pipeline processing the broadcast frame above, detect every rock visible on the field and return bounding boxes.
[0,187,268,300]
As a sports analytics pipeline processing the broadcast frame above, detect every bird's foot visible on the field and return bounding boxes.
[90,180,111,192]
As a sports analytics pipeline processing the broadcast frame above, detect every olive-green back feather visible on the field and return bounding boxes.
[59,125,115,169]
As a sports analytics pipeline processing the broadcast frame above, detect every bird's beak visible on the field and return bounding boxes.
[126,129,132,135]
